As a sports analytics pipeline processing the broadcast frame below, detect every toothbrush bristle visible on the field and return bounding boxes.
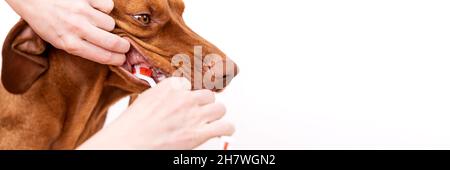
[140,67,153,77]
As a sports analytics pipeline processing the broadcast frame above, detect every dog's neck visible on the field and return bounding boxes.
[41,48,135,149]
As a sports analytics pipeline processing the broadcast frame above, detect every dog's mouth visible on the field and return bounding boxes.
[119,41,170,87]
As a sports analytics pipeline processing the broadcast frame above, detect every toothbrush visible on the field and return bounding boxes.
[133,65,157,88]
[134,65,233,150]
[221,136,234,150]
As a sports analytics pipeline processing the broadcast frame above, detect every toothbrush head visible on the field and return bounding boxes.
[133,65,157,87]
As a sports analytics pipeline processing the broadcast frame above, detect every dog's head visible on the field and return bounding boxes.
[1,0,237,95]
[109,0,238,92]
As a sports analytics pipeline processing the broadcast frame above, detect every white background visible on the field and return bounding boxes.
[2,0,450,149]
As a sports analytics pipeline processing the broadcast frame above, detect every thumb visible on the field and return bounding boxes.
[160,77,192,91]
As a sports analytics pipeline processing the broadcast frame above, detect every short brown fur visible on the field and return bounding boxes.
[0,0,237,149]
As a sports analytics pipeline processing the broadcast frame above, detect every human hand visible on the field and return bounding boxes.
[6,0,130,65]
[78,77,235,150]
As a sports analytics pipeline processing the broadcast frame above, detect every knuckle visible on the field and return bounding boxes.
[72,2,89,14]
[62,36,80,53]
[66,18,84,34]
[53,37,65,50]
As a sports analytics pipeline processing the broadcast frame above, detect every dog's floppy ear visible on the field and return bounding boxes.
[2,20,49,94]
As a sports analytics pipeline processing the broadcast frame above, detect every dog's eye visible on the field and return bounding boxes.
[132,14,151,25]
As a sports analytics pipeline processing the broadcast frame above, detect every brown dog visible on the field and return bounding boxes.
[0,0,238,149]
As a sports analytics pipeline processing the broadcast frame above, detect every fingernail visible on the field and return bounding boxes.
[117,38,130,53]
[122,38,131,52]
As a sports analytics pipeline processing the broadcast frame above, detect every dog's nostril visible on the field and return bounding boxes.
[222,74,235,81]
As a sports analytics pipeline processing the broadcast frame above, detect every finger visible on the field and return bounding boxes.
[198,103,226,123]
[63,36,125,65]
[89,0,115,14]
[86,7,116,31]
[81,25,130,53]
[198,120,235,141]
[159,77,192,91]
[78,40,126,65]
[191,89,215,106]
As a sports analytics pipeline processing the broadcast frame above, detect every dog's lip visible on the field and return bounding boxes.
[118,67,150,86]
[119,37,170,87]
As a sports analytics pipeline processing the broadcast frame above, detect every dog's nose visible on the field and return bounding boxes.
[210,59,239,87]
[223,61,239,80]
